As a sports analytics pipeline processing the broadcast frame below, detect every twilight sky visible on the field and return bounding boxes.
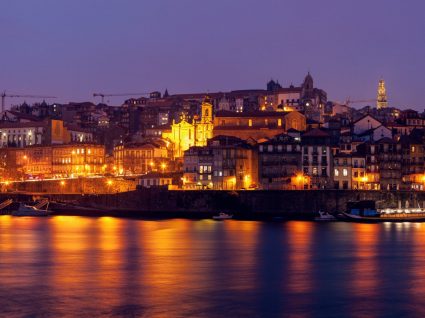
[1,0,425,109]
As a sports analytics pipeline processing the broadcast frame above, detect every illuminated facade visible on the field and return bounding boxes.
[183,136,258,190]
[257,134,302,190]
[376,78,388,109]
[0,144,105,179]
[163,97,214,158]
[0,119,93,148]
[113,140,170,175]
[52,144,105,177]
[213,110,306,141]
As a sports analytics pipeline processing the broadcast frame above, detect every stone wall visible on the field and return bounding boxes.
[2,188,424,218]
[77,189,425,217]
[1,177,138,194]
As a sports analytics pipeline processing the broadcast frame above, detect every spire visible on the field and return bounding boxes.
[164,88,169,98]
[376,78,388,109]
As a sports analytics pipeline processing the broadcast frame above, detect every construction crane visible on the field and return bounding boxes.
[1,91,56,112]
[333,98,376,107]
[93,92,150,104]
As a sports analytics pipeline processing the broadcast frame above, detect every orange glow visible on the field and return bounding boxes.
[351,224,379,297]
[287,221,314,294]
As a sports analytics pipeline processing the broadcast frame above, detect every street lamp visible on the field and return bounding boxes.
[161,163,167,173]
[60,180,65,194]
[107,179,113,193]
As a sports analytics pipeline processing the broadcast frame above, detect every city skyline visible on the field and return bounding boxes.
[1,0,425,109]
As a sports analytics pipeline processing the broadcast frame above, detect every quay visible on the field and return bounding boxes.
[1,189,424,220]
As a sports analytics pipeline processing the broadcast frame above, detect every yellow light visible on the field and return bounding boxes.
[23,155,28,160]
[107,180,113,186]
[161,163,167,170]
[4,181,10,186]
[60,180,65,186]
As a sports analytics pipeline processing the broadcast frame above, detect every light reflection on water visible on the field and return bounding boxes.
[1,216,425,317]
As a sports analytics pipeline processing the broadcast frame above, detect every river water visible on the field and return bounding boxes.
[0,216,424,317]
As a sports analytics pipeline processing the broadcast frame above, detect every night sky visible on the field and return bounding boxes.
[1,0,424,109]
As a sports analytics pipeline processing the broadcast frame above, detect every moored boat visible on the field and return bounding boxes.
[314,210,337,221]
[213,212,233,220]
[12,202,51,217]
[342,200,425,222]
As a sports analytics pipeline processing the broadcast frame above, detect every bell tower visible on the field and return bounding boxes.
[201,95,213,123]
[377,78,388,109]
[195,95,214,146]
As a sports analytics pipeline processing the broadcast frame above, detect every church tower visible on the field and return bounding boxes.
[376,79,388,109]
[195,96,214,146]
[200,95,213,123]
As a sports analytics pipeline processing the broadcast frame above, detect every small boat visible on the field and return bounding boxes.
[213,212,233,220]
[342,200,425,223]
[314,210,336,221]
[12,202,51,217]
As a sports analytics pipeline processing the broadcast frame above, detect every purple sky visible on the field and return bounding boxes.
[1,0,425,110]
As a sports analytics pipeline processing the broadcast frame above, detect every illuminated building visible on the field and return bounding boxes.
[137,172,175,189]
[257,134,302,189]
[183,136,258,190]
[213,110,306,141]
[0,119,93,148]
[52,144,105,177]
[376,138,402,190]
[333,154,352,189]
[400,130,425,190]
[376,78,388,109]
[163,97,213,158]
[351,154,367,190]
[262,74,327,122]
[301,129,333,189]
[113,140,170,175]
[0,143,105,179]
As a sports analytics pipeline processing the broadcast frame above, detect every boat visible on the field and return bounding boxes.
[213,212,233,220]
[314,210,336,221]
[12,202,51,217]
[341,200,425,222]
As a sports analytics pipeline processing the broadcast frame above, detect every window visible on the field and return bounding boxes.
[313,167,318,176]
[278,118,282,127]
[248,119,252,127]
[343,169,348,177]
[334,169,339,177]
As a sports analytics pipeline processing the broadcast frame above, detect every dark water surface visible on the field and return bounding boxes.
[1,216,425,317]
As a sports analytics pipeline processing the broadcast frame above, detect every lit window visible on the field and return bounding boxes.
[343,169,348,177]
[248,119,252,127]
[334,169,339,177]
[278,118,282,127]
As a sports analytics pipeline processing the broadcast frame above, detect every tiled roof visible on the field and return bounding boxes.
[215,110,288,118]
[302,128,330,138]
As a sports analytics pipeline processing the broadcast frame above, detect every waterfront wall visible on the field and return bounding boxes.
[1,177,138,194]
[76,189,425,216]
[2,188,424,217]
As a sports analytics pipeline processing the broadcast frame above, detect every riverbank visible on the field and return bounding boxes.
[1,188,424,220]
